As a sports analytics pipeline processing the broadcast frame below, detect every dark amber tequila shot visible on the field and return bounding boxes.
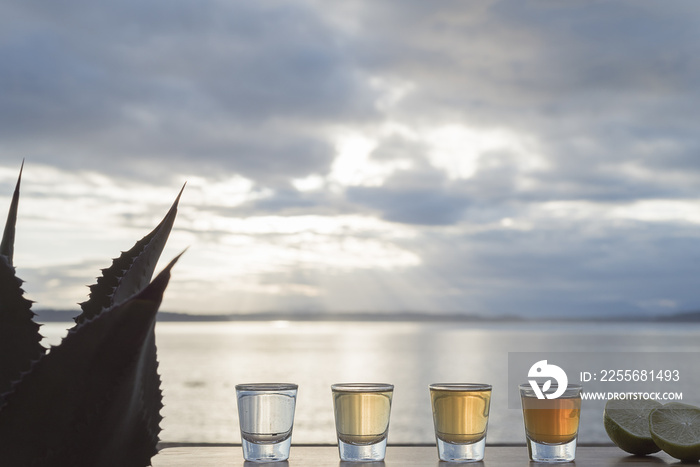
[520,383,582,462]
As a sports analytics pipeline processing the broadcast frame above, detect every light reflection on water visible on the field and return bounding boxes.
[39,321,700,445]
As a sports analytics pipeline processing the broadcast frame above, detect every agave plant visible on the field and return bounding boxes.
[0,163,183,466]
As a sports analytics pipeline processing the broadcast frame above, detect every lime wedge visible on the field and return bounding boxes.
[649,402,700,461]
[604,398,661,455]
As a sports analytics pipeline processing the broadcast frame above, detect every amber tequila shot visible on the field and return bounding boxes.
[429,383,492,462]
[520,383,582,462]
[332,383,394,461]
[236,383,298,462]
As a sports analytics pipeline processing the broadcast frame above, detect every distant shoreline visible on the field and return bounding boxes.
[33,309,700,323]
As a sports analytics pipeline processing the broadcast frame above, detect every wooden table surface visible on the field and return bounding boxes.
[152,445,697,466]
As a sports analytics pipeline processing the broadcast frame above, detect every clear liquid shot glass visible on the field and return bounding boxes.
[236,383,298,462]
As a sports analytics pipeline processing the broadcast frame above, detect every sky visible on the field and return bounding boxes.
[1,0,700,318]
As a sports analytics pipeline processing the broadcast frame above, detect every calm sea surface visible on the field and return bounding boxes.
[41,320,700,445]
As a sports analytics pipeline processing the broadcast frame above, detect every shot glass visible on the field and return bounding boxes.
[236,383,298,462]
[519,383,582,463]
[429,383,492,462]
[331,383,394,462]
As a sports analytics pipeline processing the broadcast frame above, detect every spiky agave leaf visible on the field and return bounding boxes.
[75,183,185,324]
[0,254,181,467]
[64,183,184,465]
[0,257,45,405]
[0,161,45,404]
[0,159,23,264]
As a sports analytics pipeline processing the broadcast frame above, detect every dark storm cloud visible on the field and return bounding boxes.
[344,156,469,225]
[4,0,699,197]
[348,185,468,226]
[241,188,321,214]
[0,0,377,183]
[359,0,700,112]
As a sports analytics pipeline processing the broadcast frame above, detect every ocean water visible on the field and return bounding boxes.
[40,320,700,445]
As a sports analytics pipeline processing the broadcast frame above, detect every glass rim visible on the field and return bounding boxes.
[429,383,492,391]
[519,382,582,396]
[519,383,582,389]
[331,383,394,392]
[235,383,298,391]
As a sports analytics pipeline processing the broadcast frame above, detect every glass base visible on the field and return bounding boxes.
[526,437,576,463]
[436,437,485,462]
[338,438,387,462]
[242,438,292,462]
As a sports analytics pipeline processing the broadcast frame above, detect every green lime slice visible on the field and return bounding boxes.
[604,398,661,455]
[649,402,700,461]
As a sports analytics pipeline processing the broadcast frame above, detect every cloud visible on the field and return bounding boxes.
[346,161,470,225]
[348,185,468,225]
[339,0,700,202]
[0,0,378,185]
[2,0,700,317]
